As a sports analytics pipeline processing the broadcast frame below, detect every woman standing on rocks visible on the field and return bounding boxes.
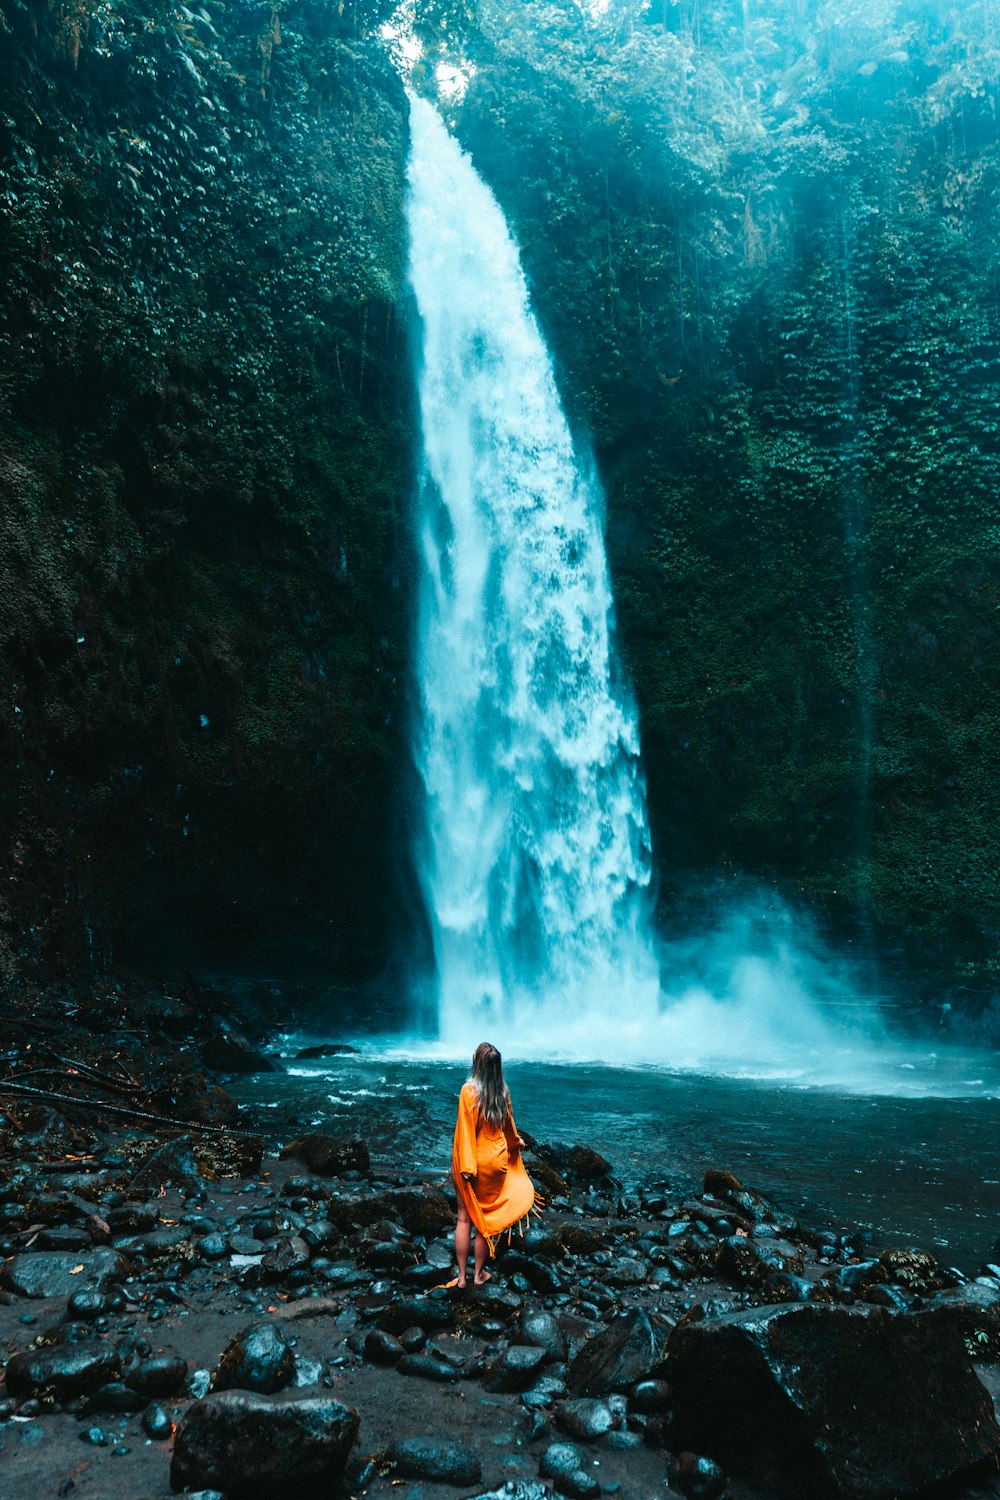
[452,1042,537,1287]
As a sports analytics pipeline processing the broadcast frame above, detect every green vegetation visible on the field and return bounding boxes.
[0,0,415,982]
[440,0,1000,995]
[1,0,998,1008]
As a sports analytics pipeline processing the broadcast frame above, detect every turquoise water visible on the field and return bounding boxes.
[238,1045,1000,1274]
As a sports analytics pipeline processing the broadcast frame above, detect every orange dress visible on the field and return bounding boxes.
[452,1081,537,1255]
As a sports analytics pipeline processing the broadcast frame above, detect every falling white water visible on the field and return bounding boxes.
[406,95,660,1045]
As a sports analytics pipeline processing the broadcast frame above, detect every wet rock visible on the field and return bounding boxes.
[483,1343,547,1392]
[376,1295,454,1335]
[520,1309,567,1360]
[539,1441,587,1478]
[127,1353,189,1398]
[605,1256,648,1287]
[664,1302,1000,1498]
[398,1351,459,1382]
[538,1443,601,1499]
[170,1390,359,1497]
[143,1402,172,1440]
[1,1248,128,1299]
[80,1424,109,1446]
[929,1280,1000,1350]
[130,1137,202,1194]
[703,1170,797,1235]
[555,1397,616,1440]
[280,1135,370,1177]
[631,1378,672,1414]
[212,1322,295,1394]
[389,1437,482,1486]
[567,1307,658,1395]
[668,1451,728,1499]
[6,1342,121,1401]
[524,1155,570,1200]
[474,1485,551,1500]
[198,1232,229,1261]
[209,1017,280,1074]
[364,1329,404,1366]
[558,1223,609,1256]
[80,1381,148,1414]
[716,1235,803,1286]
[66,1290,108,1322]
[295,1043,357,1060]
[195,1132,265,1178]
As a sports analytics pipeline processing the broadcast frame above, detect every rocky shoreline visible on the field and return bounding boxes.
[2,990,1000,1499]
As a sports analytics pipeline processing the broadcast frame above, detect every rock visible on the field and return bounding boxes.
[558,1223,609,1256]
[143,1402,172,1440]
[280,1135,370,1177]
[130,1137,202,1194]
[1,1248,128,1299]
[524,1155,570,1200]
[631,1378,672,1414]
[929,1280,1000,1350]
[520,1309,567,1360]
[209,1017,280,1073]
[389,1437,482,1486]
[127,1354,189,1398]
[473,1485,551,1500]
[555,1397,616,1440]
[194,1133,265,1178]
[716,1235,803,1286]
[80,1380,148,1414]
[605,1256,648,1287]
[484,1344,548,1393]
[294,1044,357,1059]
[171,1390,359,1495]
[668,1451,728,1499]
[66,1290,108,1321]
[211,1322,295,1394]
[198,1232,229,1261]
[567,1308,658,1395]
[664,1302,1000,1497]
[364,1329,404,1366]
[6,1343,121,1400]
[80,1424,109,1446]
[547,1144,612,1183]
[539,1441,587,1479]
[376,1295,454,1335]
[703,1169,797,1234]
[398,1351,459,1382]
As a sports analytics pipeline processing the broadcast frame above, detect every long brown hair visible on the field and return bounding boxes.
[469,1042,509,1130]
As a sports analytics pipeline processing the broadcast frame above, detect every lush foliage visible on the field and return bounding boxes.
[0,0,416,983]
[435,0,1000,995]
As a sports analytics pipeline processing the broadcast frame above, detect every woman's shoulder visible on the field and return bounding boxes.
[459,1080,479,1108]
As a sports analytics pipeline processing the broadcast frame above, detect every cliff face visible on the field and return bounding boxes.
[452,0,1000,997]
[3,0,999,1011]
[0,0,419,987]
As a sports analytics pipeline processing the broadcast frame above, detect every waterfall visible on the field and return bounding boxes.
[405,96,660,1047]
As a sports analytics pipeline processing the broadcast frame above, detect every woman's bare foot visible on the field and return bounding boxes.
[473,1268,491,1285]
[456,1274,467,1289]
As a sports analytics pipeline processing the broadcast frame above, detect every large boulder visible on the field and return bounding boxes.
[280,1135,370,1177]
[702,1169,797,1235]
[170,1390,359,1497]
[0,1248,128,1299]
[6,1342,122,1401]
[664,1302,1000,1498]
[567,1307,658,1395]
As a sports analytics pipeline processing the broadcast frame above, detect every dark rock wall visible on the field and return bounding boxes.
[0,0,419,988]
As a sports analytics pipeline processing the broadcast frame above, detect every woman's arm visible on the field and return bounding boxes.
[504,1094,525,1152]
[454,1084,479,1178]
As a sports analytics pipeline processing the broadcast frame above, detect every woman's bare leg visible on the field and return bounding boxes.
[454,1200,471,1288]
[473,1231,490,1284]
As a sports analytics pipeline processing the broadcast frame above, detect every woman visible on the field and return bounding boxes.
[452,1042,537,1287]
